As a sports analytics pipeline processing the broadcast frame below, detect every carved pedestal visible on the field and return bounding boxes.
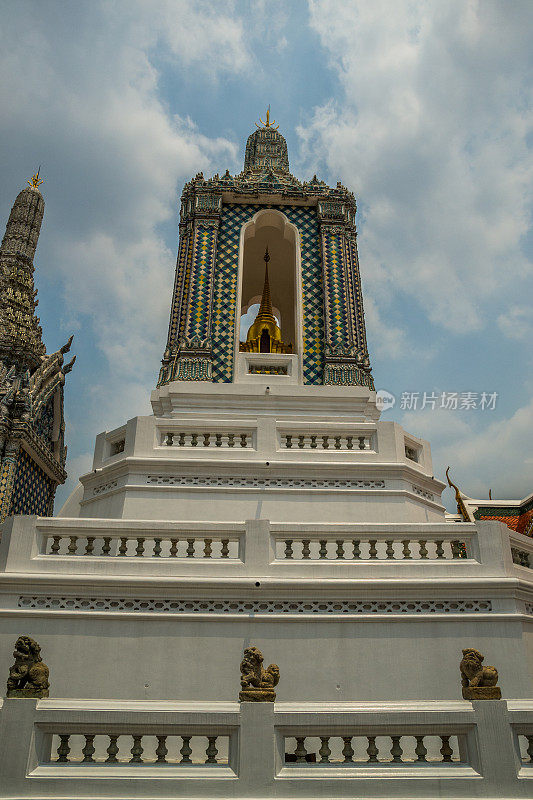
[462,686,502,700]
[239,688,276,703]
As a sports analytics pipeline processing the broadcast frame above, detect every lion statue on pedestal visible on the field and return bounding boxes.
[6,636,50,698]
[239,645,279,702]
[460,648,500,700]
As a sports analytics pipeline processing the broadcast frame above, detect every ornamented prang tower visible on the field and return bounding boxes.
[159,111,373,388]
[0,174,75,521]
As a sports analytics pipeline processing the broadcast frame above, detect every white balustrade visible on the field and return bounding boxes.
[281,433,372,451]
[161,431,253,448]
[274,533,469,561]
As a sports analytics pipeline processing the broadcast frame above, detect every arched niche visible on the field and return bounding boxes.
[235,209,303,377]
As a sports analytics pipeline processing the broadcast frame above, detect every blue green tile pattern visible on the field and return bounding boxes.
[9,448,53,516]
[321,228,351,347]
[166,225,192,350]
[185,222,218,340]
[346,235,367,353]
[211,204,324,384]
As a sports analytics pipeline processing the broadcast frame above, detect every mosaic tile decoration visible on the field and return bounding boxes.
[0,457,16,520]
[321,228,350,346]
[166,225,191,350]
[185,222,218,340]
[346,235,367,352]
[9,447,53,516]
[211,204,324,384]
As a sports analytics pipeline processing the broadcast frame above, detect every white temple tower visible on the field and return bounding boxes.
[0,116,532,799]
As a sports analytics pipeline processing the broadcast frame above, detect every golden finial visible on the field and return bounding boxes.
[27,167,43,189]
[445,466,470,521]
[256,105,279,131]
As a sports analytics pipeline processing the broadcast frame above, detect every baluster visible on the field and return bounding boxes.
[56,734,71,762]
[178,432,185,446]
[352,540,361,559]
[153,538,162,557]
[451,540,467,559]
[180,735,193,763]
[284,540,294,559]
[302,539,311,559]
[221,539,230,558]
[205,736,218,764]
[321,435,328,449]
[203,433,210,447]
[50,536,61,554]
[390,735,403,763]
[298,435,305,449]
[285,434,292,449]
[342,736,354,762]
[191,433,198,447]
[358,436,366,450]
[334,436,342,450]
[525,734,533,762]
[85,536,95,556]
[336,540,345,559]
[169,538,179,557]
[346,436,354,450]
[82,734,96,763]
[67,536,78,555]
[319,736,331,763]
[135,537,145,557]
[369,539,378,559]
[186,538,195,558]
[366,735,379,762]
[165,432,174,446]
[294,737,308,763]
[204,538,212,558]
[155,735,168,763]
[130,735,143,763]
[435,540,444,559]
[309,435,317,449]
[401,540,412,559]
[418,540,428,559]
[228,433,235,448]
[105,735,119,763]
[415,735,427,762]
[319,540,328,559]
[240,434,248,448]
[118,537,128,556]
[215,433,222,447]
[440,735,453,762]
[385,540,395,559]
[102,537,111,556]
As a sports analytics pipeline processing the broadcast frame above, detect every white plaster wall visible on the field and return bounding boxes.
[0,616,531,702]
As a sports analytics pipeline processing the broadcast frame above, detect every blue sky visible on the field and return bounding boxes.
[0,0,531,510]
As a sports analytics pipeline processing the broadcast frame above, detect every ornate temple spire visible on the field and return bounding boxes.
[244,110,290,175]
[0,174,46,371]
[0,175,75,520]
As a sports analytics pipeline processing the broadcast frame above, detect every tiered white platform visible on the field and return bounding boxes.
[0,380,532,798]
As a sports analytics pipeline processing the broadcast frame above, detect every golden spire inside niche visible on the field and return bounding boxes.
[240,247,292,354]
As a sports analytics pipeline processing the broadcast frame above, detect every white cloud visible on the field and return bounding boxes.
[401,399,533,505]
[497,305,533,341]
[303,0,532,346]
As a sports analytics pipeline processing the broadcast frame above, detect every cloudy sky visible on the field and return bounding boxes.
[0,0,531,510]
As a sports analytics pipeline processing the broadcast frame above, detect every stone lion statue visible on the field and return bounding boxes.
[460,648,500,699]
[239,646,279,701]
[6,636,50,698]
